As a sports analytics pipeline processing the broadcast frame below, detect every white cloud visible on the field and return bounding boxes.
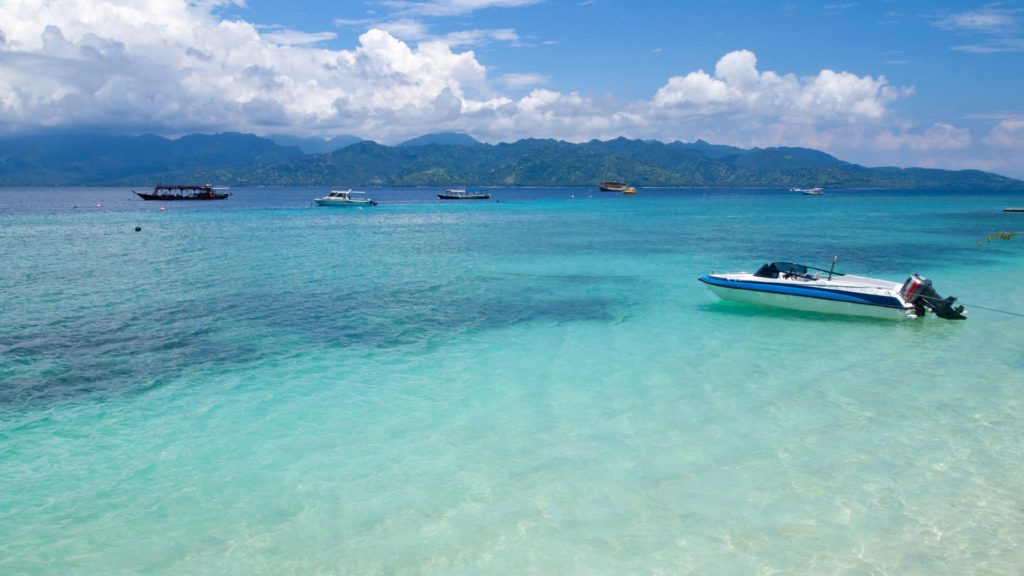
[335,17,521,49]
[934,7,1024,53]
[442,28,519,47]
[378,0,545,17]
[874,123,972,151]
[374,19,430,41]
[652,69,735,109]
[0,1,501,139]
[950,37,1024,53]
[498,72,548,89]
[985,119,1024,148]
[652,49,907,124]
[260,27,336,46]
[935,9,1017,33]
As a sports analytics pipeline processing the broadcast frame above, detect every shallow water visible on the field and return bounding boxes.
[2,186,1023,574]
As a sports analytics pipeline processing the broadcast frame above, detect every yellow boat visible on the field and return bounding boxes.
[623,186,638,194]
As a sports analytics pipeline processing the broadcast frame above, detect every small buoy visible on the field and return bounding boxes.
[135,226,142,232]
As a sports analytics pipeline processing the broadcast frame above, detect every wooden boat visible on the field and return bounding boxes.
[135,184,230,200]
[599,180,629,192]
[438,188,490,200]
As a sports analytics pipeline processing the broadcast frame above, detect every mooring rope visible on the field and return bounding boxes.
[914,294,1024,319]
[957,302,1024,318]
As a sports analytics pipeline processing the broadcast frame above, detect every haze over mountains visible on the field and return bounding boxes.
[1,132,1021,190]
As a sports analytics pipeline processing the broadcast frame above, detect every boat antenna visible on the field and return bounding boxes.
[828,255,838,280]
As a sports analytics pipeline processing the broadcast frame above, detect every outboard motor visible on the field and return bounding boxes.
[899,274,967,320]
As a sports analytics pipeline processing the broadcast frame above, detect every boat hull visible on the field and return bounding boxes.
[315,199,375,207]
[437,194,490,200]
[699,275,916,320]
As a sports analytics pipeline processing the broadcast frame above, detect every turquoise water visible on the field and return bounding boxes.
[2,187,1023,574]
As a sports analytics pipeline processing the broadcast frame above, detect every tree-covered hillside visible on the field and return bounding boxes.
[1,133,1021,190]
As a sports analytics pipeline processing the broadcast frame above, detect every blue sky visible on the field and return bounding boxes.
[1,0,1023,177]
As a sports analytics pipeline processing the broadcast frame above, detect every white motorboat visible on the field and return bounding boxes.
[791,187,824,195]
[699,258,966,320]
[314,189,377,207]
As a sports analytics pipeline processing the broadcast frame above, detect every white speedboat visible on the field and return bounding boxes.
[699,259,966,320]
[314,189,377,207]
[791,187,823,195]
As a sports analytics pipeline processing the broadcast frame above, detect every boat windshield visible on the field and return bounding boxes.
[775,262,808,275]
[753,262,809,278]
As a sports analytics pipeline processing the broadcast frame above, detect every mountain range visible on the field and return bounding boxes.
[1,132,1021,190]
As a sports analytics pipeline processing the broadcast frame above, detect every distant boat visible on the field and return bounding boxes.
[623,186,638,195]
[314,189,377,207]
[1004,207,1024,212]
[134,184,230,201]
[599,180,629,192]
[437,188,490,200]
[791,187,824,195]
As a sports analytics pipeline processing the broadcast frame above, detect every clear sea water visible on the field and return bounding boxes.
[2,186,1023,575]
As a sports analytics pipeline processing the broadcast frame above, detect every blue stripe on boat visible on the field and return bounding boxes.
[698,275,905,309]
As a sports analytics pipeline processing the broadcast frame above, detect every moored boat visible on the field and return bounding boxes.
[791,187,824,195]
[699,259,966,320]
[314,189,377,207]
[438,188,490,200]
[599,180,629,192]
[135,184,230,200]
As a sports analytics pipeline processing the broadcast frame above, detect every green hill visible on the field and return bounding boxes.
[0,132,1021,190]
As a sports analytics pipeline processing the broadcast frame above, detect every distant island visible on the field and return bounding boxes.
[1,132,1021,190]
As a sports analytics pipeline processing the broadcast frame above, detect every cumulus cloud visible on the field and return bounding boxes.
[0,1,508,139]
[985,119,1024,148]
[652,49,908,124]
